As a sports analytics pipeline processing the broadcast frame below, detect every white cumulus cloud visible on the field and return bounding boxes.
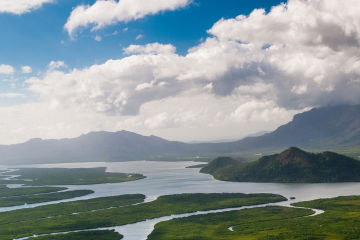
[64,0,192,36]
[0,64,14,75]
[48,61,66,70]
[28,0,360,116]
[205,0,360,108]
[124,43,176,55]
[94,35,102,42]
[21,66,32,74]
[135,34,144,40]
[0,0,54,15]
[27,53,185,115]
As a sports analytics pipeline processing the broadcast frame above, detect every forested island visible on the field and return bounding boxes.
[201,147,360,183]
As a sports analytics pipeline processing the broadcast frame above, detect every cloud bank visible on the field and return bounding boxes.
[64,0,192,36]
[29,0,360,117]
[0,0,54,14]
[3,0,358,144]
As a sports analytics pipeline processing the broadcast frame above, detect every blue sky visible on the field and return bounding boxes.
[0,0,358,144]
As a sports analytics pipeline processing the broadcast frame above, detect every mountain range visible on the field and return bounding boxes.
[0,104,359,164]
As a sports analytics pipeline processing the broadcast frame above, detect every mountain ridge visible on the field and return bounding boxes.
[229,104,360,152]
[0,105,359,164]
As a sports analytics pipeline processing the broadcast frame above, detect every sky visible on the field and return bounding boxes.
[0,0,360,144]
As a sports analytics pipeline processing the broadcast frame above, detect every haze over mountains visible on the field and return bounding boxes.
[0,105,359,164]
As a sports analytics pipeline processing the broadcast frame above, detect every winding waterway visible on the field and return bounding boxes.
[1,160,360,239]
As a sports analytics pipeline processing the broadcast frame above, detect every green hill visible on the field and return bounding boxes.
[201,147,360,183]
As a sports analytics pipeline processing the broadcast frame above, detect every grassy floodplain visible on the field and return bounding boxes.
[0,190,93,207]
[0,167,146,207]
[0,186,66,197]
[148,195,360,240]
[0,194,145,226]
[7,167,145,185]
[27,230,123,240]
[0,193,286,240]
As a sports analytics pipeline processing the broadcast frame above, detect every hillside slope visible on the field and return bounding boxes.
[201,147,360,183]
[230,105,360,152]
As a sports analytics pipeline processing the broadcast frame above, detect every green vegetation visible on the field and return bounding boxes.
[28,230,123,240]
[7,167,145,185]
[201,147,360,183]
[148,206,312,240]
[0,194,145,226]
[0,179,27,185]
[0,186,66,197]
[0,190,93,207]
[0,193,285,240]
[149,195,360,240]
[201,156,240,173]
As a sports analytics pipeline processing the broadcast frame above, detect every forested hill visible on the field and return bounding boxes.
[201,147,360,183]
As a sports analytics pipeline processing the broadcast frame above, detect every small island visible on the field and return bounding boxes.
[201,147,360,183]
[26,230,123,240]
[4,167,145,186]
[0,168,146,207]
[185,164,208,169]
